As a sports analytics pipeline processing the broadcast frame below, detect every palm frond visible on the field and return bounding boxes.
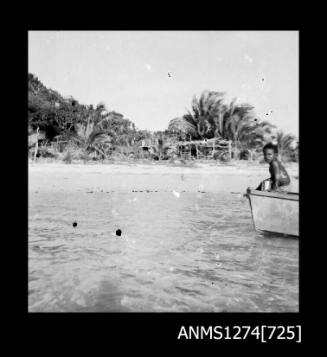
[191,95,200,119]
[206,91,225,113]
[168,117,198,137]
[276,130,296,151]
[199,90,210,116]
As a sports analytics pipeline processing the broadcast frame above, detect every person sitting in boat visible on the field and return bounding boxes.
[256,143,290,192]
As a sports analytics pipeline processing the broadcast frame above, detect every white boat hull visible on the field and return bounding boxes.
[246,189,299,237]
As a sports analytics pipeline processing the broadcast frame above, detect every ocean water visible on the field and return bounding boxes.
[28,188,299,312]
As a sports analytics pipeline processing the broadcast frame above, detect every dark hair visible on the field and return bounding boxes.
[263,142,278,153]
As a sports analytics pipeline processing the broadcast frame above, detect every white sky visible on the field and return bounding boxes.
[28,31,298,136]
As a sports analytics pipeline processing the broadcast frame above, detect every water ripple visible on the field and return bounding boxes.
[29,191,298,312]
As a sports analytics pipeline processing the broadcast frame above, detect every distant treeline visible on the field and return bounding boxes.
[28,73,298,162]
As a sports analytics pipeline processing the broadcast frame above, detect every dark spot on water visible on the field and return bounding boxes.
[73,222,77,227]
[116,229,122,236]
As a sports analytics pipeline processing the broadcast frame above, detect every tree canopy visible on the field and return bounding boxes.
[28,74,298,162]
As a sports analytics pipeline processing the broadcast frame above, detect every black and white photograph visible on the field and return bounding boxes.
[28,31,299,313]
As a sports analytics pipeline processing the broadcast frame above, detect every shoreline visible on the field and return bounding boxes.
[28,158,299,171]
[29,160,299,194]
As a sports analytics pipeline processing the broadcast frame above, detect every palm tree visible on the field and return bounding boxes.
[85,105,137,152]
[73,116,113,159]
[275,130,297,160]
[214,97,235,139]
[238,120,276,160]
[224,103,257,158]
[188,90,226,138]
[168,91,228,140]
[168,90,283,160]
[184,91,256,146]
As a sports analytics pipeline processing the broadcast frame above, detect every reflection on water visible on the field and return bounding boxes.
[28,191,298,312]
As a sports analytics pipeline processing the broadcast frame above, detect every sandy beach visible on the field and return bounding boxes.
[29,160,299,194]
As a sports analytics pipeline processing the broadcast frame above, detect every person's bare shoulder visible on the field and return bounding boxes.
[270,160,279,170]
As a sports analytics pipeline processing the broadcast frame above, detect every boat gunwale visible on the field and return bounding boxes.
[258,229,299,238]
[247,189,299,201]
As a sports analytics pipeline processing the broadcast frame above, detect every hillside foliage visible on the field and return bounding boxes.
[28,73,298,162]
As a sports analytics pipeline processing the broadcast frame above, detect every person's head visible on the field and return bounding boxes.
[263,143,278,163]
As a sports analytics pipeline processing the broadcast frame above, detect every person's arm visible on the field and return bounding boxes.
[281,165,291,186]
[270,161,281,191]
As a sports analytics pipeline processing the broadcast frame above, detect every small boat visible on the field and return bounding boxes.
[245,188,299,237]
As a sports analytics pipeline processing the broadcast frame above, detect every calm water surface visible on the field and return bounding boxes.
[29,190,298,312]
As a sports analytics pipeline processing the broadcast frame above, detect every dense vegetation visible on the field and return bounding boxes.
[28,73,298,163]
